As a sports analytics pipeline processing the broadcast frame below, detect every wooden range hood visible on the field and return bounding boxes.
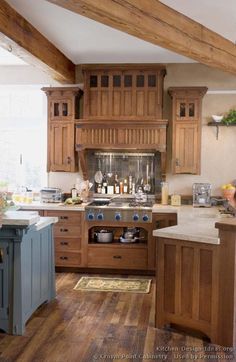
[75,64,168,178]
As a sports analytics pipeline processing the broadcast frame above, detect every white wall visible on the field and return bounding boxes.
[164,64,236,196]
[0,65,60,85]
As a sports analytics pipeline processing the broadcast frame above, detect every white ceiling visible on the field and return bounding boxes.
[3,0,236,66]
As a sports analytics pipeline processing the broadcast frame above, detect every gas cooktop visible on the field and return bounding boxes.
[85,197,154,222]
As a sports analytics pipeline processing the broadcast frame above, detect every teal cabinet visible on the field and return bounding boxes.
[0,223,55,335]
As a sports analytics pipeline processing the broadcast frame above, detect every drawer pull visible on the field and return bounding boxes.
[60,241,68,245]
[113,255,122,259]
[59,216,68,220]
[0,249,3,263]
[60,256,68,260]
[60,228,68,232]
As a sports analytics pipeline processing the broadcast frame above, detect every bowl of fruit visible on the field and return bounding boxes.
[221,184,236,201]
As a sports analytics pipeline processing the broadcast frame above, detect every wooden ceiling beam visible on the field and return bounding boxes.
[0,0,75,83]
[46,0,236,75]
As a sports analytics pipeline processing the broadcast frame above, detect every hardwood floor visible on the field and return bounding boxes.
[0,273,235,362]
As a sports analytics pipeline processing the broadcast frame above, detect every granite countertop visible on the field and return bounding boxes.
[19,201,88,211]
[2,211,41,226]
[1,211,58,229]
[34,216,58,231]
[152,205,234,245]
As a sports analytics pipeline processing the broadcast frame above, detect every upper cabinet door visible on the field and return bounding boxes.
[176,98,199,121]
[49,98,73,121]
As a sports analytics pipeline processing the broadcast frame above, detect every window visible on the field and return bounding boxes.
[0,85,47,191]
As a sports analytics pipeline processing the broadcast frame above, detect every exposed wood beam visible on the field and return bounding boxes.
[0,0,75,83]
[46,0,236,75]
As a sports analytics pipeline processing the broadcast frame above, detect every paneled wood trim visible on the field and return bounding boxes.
[47,0,236,75]
[0,0,75,83]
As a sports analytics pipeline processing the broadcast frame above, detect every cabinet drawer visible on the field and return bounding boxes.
[45,210,82,224]
[88,247,147,269]
[54,225,81,238]
[55,251,81,267]
[55,237,81,251]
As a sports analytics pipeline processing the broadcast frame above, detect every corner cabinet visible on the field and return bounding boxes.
[168,87,207,174]
[42,87,83,172]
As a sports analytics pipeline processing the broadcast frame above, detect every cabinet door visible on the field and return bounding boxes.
[176,98,199,121]
[49,98,73,121]
[48,123,76,172]
[174,123,199,174]
[0,242,9,322]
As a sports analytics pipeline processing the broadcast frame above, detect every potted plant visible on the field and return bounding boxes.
[222,109,236,125]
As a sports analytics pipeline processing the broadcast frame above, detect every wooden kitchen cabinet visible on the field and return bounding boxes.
[44,210,85,267]
[168,87,207,174]
[42,87,83,172]
[82,64,166,120]
[49,122,75,172]
[156,236,219,344]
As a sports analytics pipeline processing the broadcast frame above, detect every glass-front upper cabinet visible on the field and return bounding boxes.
[176,98,199,121]
[82,65,166,120]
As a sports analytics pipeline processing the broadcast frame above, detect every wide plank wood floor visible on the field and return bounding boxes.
[0,273,235,362]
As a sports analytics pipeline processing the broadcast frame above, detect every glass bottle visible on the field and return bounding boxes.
[161,182,169,205]
[102,173,107,194]
[114,174,120,194]
[123,178,128,194]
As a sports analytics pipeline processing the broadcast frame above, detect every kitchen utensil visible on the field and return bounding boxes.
[94,158,103,184]
[95,230,113,243]
[123,227,139,240]
[119,236,139,243]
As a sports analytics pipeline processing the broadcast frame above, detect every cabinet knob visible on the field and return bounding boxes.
[113,255,122,259]
[60,256,68,260]
[60,216,68,220]
[60,228,68,232]
[175,158,180,166]
[60,241,68,245]
[67,157,71,164]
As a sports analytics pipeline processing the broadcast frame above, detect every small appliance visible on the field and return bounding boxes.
[40,187,62,203]
[193,183,211,207]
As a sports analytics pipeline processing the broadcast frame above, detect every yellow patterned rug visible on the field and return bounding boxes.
[73,277,151,293]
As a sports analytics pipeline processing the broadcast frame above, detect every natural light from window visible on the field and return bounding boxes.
[0,85,47,191]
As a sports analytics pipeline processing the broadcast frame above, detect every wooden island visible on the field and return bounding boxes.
[153,211,236,347]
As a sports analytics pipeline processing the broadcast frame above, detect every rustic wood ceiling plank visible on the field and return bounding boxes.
[46,0,236,75]
[0,0,75,83]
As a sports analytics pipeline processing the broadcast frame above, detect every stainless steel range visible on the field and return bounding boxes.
[85,198,153,223]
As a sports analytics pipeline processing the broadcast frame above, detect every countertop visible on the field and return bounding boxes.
[19,201,88,211]
[1,211,58,229]
[153,205,234,245]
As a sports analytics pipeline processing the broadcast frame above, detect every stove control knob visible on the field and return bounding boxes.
[133,214,139,221]
[143,214,149,222]
[97,213,104,220]
[115,213,121,221]
[88,213,94,221]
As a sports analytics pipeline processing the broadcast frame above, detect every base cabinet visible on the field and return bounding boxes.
[0,223,55,335]
[44,210,85,267]
[88,245,148,269]
[156,237,219,343]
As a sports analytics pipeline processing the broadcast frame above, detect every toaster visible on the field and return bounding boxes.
[193,183,211,207]
[40,187,62,203]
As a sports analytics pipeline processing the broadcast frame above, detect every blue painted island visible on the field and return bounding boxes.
[0,211,57,335]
